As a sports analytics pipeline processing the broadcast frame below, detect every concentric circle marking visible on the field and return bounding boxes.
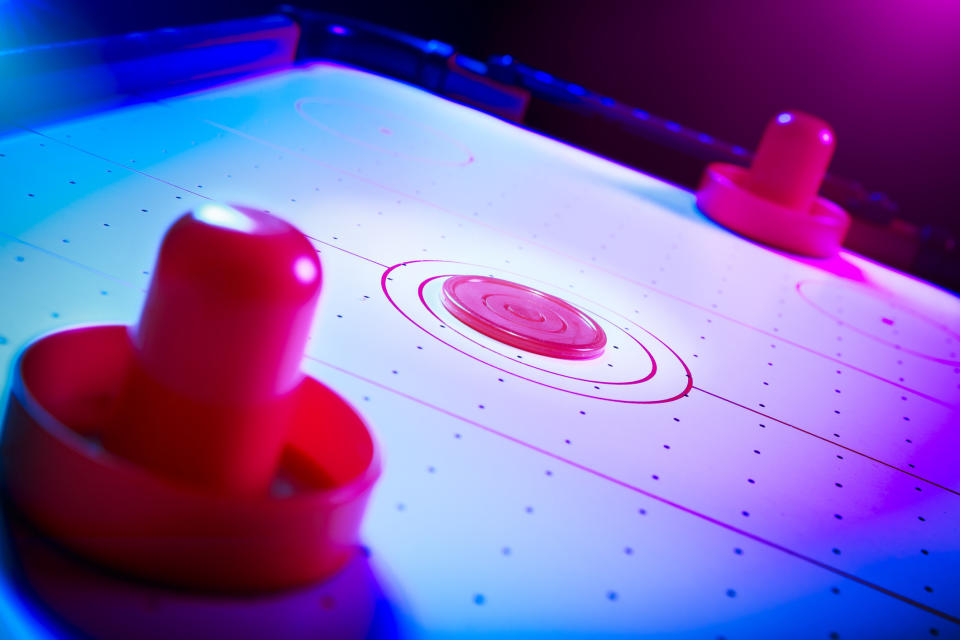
[440,275,607,360]
[383,260,692,404]
[797,280,960,365]
[421,275,655,386]
[295,97,475,167]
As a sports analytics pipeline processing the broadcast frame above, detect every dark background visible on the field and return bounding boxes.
[4,0,959,241]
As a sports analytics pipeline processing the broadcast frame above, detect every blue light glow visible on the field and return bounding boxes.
[424,40,453,56]
[456,55,488,76]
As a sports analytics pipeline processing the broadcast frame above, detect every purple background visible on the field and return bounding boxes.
[4,0,959,239]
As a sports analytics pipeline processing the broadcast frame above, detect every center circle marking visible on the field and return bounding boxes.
[381,260,692,404]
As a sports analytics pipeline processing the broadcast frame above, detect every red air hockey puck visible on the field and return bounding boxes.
[440,275,606,360]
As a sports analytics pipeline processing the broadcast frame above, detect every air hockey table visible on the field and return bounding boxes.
[1,12,959,640]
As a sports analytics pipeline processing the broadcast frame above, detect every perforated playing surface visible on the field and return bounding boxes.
[1,62,959,639]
